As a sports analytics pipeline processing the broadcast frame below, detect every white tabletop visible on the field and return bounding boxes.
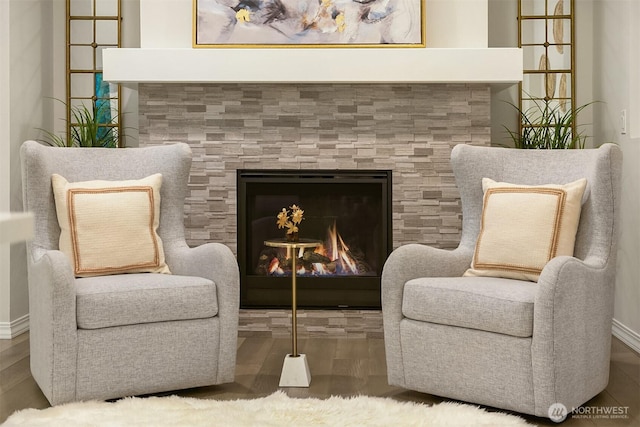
[0,212,34,244]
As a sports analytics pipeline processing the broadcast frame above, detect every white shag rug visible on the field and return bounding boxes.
[2,391,533,427]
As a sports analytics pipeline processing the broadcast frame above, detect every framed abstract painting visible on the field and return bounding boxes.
[193,0,425,47]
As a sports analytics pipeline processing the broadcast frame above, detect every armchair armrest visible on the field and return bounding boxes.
[165,242,240,383]
[531,255,614,414]
[28,249,78,404]
[381,244,473,385]
[166,242,240,298]
[381,244,473,320]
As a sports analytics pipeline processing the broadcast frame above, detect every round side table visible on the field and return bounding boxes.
[264,238,322,387]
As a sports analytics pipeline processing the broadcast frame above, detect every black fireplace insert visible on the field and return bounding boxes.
[237,169,392,309]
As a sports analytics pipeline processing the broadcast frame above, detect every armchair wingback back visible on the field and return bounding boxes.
[381,143,623,418]
[21,141,191,259]
[452,144,621,267]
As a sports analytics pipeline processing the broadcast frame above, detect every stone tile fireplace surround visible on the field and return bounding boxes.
[138,83,491,253]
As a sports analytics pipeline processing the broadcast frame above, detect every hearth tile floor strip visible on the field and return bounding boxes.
[238,309,383,339]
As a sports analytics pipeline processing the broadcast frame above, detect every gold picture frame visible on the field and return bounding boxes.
[193,0,426,48]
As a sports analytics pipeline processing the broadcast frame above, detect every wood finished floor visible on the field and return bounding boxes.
[1,330,639,425]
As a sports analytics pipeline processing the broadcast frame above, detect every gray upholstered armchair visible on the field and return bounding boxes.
[20,140,239,405]
[382,143,622,418]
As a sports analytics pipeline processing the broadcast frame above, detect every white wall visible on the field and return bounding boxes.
[0,0,64,338]
[139,0,488,48]
[593,0,640,350]
[0,0,11,333]
[488,0,519,147]
[489,0,639,350]
[489,0,596,148]
[0,0,141,337]
[0,0,140,338]
[120,0,141,147]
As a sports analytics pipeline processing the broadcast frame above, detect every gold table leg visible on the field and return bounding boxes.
[291,252,298,357]
[269,240,316,388]
[279,245,311,387]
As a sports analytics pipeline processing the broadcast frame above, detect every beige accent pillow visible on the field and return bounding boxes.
[51,173,171,277]
[464,177,587,282]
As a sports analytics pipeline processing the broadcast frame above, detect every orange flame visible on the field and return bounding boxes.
[268,221,361,276]
[268,258,280,274]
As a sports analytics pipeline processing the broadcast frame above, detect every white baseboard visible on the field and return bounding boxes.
[0,314,29,340]
[612,318,640,354]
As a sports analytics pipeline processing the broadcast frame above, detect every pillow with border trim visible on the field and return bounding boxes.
[51,173,171,277]
[463,177,587,282]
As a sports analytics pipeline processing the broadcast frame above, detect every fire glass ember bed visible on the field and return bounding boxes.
[237,169,392,309]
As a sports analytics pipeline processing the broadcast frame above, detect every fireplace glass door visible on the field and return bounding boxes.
[237,170,392,309]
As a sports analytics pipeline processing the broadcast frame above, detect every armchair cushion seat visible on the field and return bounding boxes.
[76,273,218,330]
[402,277,536,338]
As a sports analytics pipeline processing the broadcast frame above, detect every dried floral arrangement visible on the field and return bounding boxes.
[277,205,304,241]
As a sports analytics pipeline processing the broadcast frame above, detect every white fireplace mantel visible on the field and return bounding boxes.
[103,48,522,84]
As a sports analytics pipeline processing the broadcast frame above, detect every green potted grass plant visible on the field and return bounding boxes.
[38,99,121,148]
[504,98,594,149]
